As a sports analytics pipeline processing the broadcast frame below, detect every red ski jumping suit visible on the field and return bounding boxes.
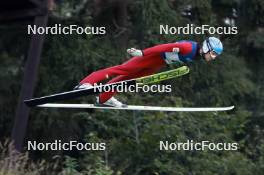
[80,41,199,103]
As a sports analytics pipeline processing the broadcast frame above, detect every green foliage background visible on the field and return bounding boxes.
[0,0,264,174]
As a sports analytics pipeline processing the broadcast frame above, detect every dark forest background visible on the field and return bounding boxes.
[0,0,264,174]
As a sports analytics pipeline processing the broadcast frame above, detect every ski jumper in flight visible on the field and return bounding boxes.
[75,37,223,107]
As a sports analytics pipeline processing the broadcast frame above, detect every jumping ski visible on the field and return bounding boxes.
[37,103,235,112]
[24,66,189,107]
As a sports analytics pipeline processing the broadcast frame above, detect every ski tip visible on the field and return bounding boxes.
[23,99,30,106]
[229,105,235,110]
[24,99,35,107]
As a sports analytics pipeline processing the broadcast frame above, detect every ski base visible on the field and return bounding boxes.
[38,103,235,112]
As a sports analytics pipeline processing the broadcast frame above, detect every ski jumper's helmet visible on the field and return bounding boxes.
[202,37,223,56]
